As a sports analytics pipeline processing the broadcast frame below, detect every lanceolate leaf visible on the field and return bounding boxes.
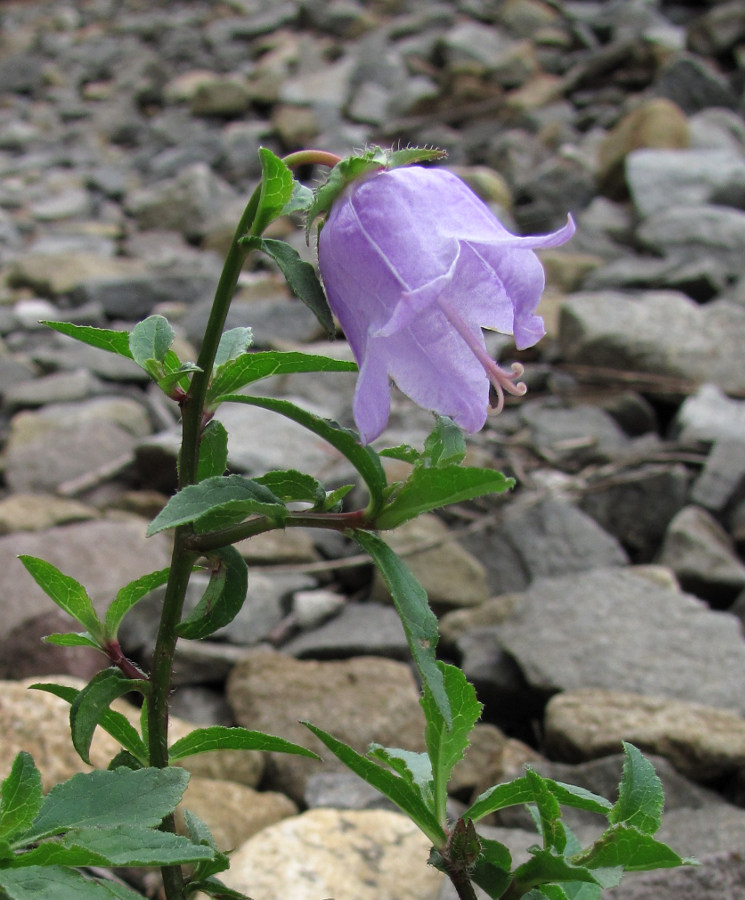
[43,633,101,650]
[168,725,319,762]
[18,556,102,640]
[0,754,43,842]
[176,547,248,641]
[104,567,172,640]
[42,321,132,358]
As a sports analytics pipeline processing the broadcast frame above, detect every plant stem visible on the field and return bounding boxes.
[443,865,479,900]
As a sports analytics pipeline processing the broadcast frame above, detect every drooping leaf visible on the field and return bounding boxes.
[303,722,445,847]
[609,743,664,836]
[31,683,148,766]
[18,556,102,639]
[0,754,43,842]
[168,725,319,762]
[104,567,171,640]
[373,465,513,531]
[146,474,286,536]
[206,350,356,406]
[42,321,132,359]
[546,782,612,817]
[197,420,229,482]
[241,236,334,336]
[0,865,144,900]
[353,530,449,727]
[176,547,248,641]
[69,669,149,765]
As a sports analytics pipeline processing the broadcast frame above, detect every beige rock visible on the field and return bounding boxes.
[439,594,522,649]
[545,688,745,780]
[370,513,489,611]
[227,648,426,802]
[202,808,443,900]
[0,493,97,534]
[6,253,143,297]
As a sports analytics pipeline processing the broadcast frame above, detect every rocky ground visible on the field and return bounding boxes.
[1,0,745,897]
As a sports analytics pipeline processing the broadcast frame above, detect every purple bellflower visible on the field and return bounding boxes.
[317,165,575,444]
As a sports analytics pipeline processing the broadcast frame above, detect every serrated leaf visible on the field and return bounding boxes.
[423,417,466,467]
[379,444,421,465]
[69,669,149,765]
[546,781,612,817]
[18,556,103,638]
[42,321,132,359]
[368,746,434,809]
[0,866,144,900]
[168,725,319,762]
[43,632,101,650]
[254,469,326,507]
[388,147,447,168]
[464,776,535,823]
[176,547,247,641]
[104,567,171,640]
[206,350,356,407]
[213,327,254,371]
[281,180,314,216]
[251,148,294,235]
[0,754,43,842]
[374,466,513,530]
[573,824,689,872]
[353,530,449,729]
[242,236,333,336]
[609,743,664,835]
[197,420,229,482]
[303,722,445,846]
[216,395,386,511]
[31,682,148,766]
[129,315,174,369]
[421,662,482,824]
[511,850,602,893]
[19,767,190,844]
[146,474,286,536]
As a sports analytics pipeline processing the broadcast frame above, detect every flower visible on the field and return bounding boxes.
[317,165,575,444]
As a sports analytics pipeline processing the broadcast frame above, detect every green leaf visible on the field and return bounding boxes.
[464,777,535,823]
[183,809,230,881]
[157,360,201,396]
[303,722,445,847]
[206,350,356,407]
[379,444,420,465]
[43,633,101,650]
[305,150,386,242]
[197,420,229,482]
[254,469,326,507]
[176,547,248,641]
[353,530,449,727]
[526,769,566,853]
[42,321,133,359]
[19,767,190,845]
[186,877,253,899]
[421,662,482,824]
[31,683,148,766]
[252,148,294,235]
[471,836,513,898]
[322,483,354,510]
[388,147,447,168]
[281,180,314,217]
[511,850,603,894]
[0,866,144,900]
[18,556,103,639]
[368,746,434,809]
[0,754,43,842]
[374,466,513,530]
[609,743,664,836]
[216,395,387,511]
[128,315,174,370]
[242,237,334,336]
[423,417,466,467]
[213,327,254,371]
[546,782,612,817]
[146,474,286,536]
[168,725,319,762]
[104,567,171,640]
[573,824,689,872]
[69,669,149,765]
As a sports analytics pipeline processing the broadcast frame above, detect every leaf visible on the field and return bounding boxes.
[303,722,445,847]
[511,850,603,893]
[421,662,482,824]
[197,420,229,482]
[281,180,314,216]
[18,556,102,639]
[168,725,319,762]
[368,746,434,809]
[19,767,190,844]
[183,809,230,881]
[242,236,334,336]
[423,417,466,467]
[104,567,172,640]
[573,824,689,872]
[0,754,43,842]
[464,777,535,823]
[254,469,326,507]
[216,395,386,511]
[146,474,286,536]
[128,315,174,370]
[176,547,248,641]
[353,530,449,727]
[43,633,101,650]
[213,327,254,371]
[42,321,132,359]
[546,782,612,817]
[31,683,148,766]
[525,768,566,853]
[470,839,513,900]
[388,147,447,168]
[157,360,201,396]
[0,866,144,900]
[206,350,356,407]
[187,877,253,900]
[252,148,294,235]
[69,669,149,765]
[379,444,420,465]
[609,743,664,835]
[374,466,513,530]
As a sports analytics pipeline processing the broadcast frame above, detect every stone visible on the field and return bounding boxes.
[6,253,144,298]
[673,384,745,445]
[654,53,738,114]
[189,76,252,118]
[690,439,745,515]
[545,689,745,781]
[226,649,426,802]
[0,493,96,534]
[204,809,443,900]
[3,369,103,410]
[688,1,745,58]
[282,602,409,660]
[656,505,745,606]
[604,851,745,900]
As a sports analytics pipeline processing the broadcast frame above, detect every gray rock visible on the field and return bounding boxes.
[656,505,745,606]
[673,384,745,445]
[71,269,218,318]
[690,438,745,515]
[304,771,397,812]
[605,851,745,900]
[654,53,738,113]
[282,602,409,660]
[3,369,104,410]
